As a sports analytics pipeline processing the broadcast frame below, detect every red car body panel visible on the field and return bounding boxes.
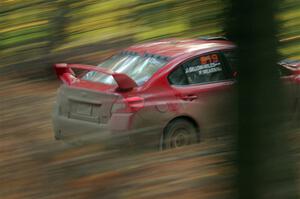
[126,39,233,58]
[52,38,299,147]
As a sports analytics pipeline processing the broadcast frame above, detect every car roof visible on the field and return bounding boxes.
[126,38,235,58]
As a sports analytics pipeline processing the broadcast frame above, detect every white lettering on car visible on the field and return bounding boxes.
[185,62,221,74]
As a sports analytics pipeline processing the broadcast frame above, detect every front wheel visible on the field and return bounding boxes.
[162,119,198,150]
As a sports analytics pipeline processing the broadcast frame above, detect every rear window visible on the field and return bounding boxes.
[82,52,169,85]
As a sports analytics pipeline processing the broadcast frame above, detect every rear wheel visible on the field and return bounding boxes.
[163,119,198,150]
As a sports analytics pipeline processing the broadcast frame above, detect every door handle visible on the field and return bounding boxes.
[181,95,198,101]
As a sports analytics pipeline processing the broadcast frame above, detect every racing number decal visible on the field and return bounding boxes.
[200,54,219,65]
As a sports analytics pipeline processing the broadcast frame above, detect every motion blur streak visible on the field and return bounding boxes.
[0,0,299,199]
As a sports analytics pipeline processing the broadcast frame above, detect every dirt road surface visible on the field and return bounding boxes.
[0,76,298,199]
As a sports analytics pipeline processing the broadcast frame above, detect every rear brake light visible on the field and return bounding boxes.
[111,96,144,113]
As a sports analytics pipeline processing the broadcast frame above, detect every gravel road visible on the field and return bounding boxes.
[1,76,298,199]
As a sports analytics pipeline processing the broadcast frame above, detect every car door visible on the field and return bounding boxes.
[168,51,236,139]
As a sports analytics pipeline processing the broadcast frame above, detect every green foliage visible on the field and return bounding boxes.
[0,0,299,67]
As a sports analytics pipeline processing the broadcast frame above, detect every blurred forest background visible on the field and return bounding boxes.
[0,0,299,78]
[1,0,300,199]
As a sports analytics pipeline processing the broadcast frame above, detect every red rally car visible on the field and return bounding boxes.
[52,37,300,149]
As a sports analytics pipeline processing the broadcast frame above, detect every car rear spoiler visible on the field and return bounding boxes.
[54,63,137,91]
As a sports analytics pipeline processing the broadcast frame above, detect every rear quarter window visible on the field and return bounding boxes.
[183,53,225,84]
[168,53,230,85]
[168,66,189,85]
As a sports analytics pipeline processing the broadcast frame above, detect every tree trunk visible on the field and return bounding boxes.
[225,0,298,198]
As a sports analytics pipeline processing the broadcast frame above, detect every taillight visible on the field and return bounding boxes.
[111,96,144,113]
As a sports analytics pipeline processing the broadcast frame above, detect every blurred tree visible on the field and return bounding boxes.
[182,0,225,36]
[0,0,298,77]
[224,0,298,198]
[1,0,54,66]
[0,3,5,59]
[48,0,71,50]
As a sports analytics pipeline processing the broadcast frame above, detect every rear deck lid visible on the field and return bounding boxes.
[57,84,120,124]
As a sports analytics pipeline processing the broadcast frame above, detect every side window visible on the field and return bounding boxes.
[183,53,226,84]
[168,65,189,85]
[168,53,230,86]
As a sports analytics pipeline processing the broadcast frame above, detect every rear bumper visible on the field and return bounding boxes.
[53,115,110,140]
[52,115,133,147]
[52,107,163,147]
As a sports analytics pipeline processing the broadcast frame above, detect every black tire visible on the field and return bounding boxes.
[163,119,198,150]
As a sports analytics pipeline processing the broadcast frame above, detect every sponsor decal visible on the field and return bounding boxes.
[185,54,222,75]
